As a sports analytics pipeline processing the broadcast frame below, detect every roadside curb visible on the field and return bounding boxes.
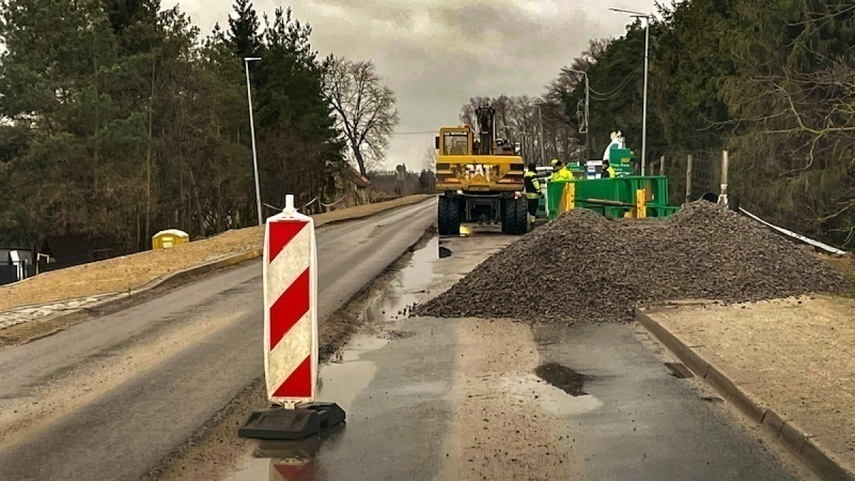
[636,306,855,481]
[0,196,435,346]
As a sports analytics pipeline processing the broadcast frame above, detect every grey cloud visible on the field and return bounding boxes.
[166,0,657,168]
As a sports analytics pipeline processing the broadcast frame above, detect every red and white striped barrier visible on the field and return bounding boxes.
[263,195,318,405]
[270,459,316,480]
[239,194,345,440]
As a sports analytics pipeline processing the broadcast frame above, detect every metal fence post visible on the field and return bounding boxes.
[719,150,729,206]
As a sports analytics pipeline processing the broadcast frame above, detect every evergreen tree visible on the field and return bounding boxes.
[252,7,343,212]
[102,0,146,34]
[227,0,262,58]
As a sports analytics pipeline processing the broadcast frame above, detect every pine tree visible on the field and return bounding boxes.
[227,0,261,58]
[102,0,146,34]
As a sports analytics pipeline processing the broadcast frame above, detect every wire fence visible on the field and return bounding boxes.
[658,150,725,205]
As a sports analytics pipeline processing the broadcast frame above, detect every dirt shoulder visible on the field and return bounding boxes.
[0,195,430,313]
[640,296,855,480]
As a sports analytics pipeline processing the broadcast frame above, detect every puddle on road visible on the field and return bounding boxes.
[227,236,455,481]
[534,362,593,397]
[500,373,603,416]
[318,336,384,413]
[228,431,342,481]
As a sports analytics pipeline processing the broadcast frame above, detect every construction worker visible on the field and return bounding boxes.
[524,162,541,224]
[602,160,617,178]
[550,159,573,182]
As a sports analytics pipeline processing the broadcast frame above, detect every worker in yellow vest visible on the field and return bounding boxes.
[550,159,573,182]
[602,160,617,178]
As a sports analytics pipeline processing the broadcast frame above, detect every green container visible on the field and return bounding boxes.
[536,195,548,218]
[614,176,669,205]
[546,176,678,220]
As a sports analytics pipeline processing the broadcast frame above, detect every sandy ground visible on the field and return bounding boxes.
[0,195,428,313]
[647,296,855,473]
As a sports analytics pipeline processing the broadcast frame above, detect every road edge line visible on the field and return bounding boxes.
[635,306,855,481]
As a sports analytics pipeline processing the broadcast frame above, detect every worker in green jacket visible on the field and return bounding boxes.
[524,162,541,224]
[550,159,573,182]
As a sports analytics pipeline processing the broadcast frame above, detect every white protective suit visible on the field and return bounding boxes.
[602,131,625,161]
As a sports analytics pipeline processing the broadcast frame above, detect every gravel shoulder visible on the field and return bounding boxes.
[642,296,855,479]
[0,195,429,313]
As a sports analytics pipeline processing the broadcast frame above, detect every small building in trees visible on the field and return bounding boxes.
[328,164,372,210]
[0,247,35,285]
[38,236,126,272]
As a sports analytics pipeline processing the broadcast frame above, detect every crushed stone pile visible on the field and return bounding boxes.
[418,202,849,324]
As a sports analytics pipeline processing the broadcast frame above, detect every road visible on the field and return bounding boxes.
[0,199,436,481]
[226,234,810,481]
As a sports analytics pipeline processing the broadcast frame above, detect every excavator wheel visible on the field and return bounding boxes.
[503,196,529,236]
[438,196,461,236]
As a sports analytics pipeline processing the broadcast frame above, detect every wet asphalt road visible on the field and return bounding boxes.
[0,200,436,481]
[227,234,803,481]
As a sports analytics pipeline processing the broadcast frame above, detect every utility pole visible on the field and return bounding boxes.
[641,18,650,176]
[610,8,652,175]
[244,57,263,225]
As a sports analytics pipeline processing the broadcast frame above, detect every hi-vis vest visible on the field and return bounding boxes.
[524,171,540,199]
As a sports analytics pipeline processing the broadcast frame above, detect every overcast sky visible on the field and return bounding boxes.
[164,0,658,170]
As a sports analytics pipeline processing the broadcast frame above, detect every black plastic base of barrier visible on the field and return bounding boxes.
[238,402,346,440]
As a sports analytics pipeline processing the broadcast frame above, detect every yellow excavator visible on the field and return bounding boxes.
[434,106,528,235]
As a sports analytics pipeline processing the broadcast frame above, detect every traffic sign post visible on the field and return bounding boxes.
[239,194,345,440]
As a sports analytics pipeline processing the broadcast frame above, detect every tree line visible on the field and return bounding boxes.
[0,0,399,252]
[463,0,853,247]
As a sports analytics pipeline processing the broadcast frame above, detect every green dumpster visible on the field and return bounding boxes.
[546,176,680,220]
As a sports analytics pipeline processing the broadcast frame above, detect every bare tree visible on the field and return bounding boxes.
[539,39,608,162]
[324,55,399,176]
[422,146,437,171]
[459,96,554,163]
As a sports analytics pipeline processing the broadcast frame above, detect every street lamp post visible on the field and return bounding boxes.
[610,8,652,176]
[244,57,263,225]
[567,69,591,161]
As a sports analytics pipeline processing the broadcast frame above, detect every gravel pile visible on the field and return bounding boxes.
[418,202,849,323]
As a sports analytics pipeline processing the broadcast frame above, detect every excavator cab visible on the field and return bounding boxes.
[434,106,528,236]
[436,128,472,156]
